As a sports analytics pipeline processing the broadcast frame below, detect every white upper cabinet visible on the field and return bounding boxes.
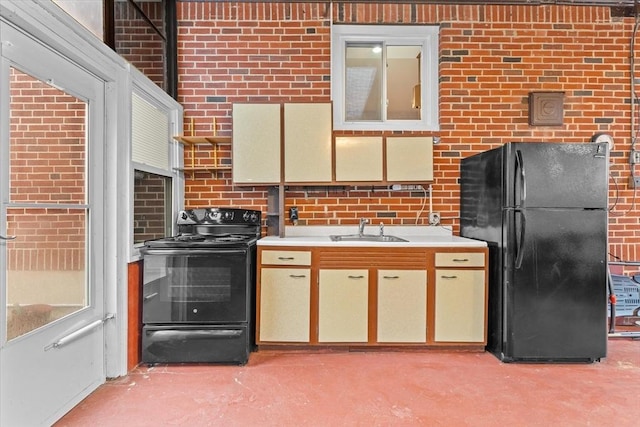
[283,102,333,183]
[335,136,383,182]
[232,103,281,184]
[232,103,433,185]
[386,136,433,182]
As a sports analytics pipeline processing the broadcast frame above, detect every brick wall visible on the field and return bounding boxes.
[176,2,640,270]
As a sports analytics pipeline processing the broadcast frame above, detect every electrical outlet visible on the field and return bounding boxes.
[631,150,640,165]
[289,206,298,223]
[428,212,440,225]
[630,176,640,188]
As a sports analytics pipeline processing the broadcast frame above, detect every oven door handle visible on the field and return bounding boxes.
[141,248,248,256]
[148,329,243,340]
[144,292,159,301]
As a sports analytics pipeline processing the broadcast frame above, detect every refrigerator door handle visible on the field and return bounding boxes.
[515,149,526,208]
[514,209,526,269]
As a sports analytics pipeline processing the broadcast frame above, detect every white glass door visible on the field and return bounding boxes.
[0,24,106,425]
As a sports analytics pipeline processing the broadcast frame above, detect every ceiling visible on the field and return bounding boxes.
[220,0,636,5]
[210,1,638,16]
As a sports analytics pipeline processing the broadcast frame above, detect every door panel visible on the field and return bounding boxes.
[504,142,608,209]
[504,209,607,360]
[1,24,105,426]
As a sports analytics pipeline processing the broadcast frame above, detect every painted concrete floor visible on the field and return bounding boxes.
[57,339,639,427]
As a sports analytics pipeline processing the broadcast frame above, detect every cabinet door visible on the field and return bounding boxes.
[259,268,311,342]
[318,269,368,342]
[232,103,281,184]
[377,270,427,343]
[284,102,332,183]
[386,136,433,182]
[335,136,383,182]
[434,269,485,342]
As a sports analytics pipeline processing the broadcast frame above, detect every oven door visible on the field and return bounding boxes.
[142,248,252,324]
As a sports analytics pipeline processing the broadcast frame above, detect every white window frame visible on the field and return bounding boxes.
[331,24,439,132]
[129,70,183,261]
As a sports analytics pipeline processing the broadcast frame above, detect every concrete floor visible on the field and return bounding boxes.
[56,338,639,427]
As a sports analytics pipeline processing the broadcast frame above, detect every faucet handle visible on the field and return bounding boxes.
[379,222,384,236]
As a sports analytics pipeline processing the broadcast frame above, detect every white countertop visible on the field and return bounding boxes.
[258,225,487,248]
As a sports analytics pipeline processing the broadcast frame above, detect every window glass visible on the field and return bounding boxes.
[345,42,383,121]
[133,170,172,244]
[386,45,421,121]
[52,0,103,40]
[6,67,89,340]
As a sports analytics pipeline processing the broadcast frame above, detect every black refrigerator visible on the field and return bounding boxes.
[460,142,608,363]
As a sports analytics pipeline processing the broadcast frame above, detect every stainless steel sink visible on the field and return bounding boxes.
[329,234,408,243]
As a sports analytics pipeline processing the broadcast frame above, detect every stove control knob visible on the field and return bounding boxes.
[193,308,198,314]
[242,211,251,221]
[250,213,259,223]
[180,212,188,220]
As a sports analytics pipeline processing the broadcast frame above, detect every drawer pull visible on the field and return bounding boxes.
[440,275,458,279]
[278,257,295,261]
[348,275,365,279]
[289,274,307,279]
[452,258,470,262]
[382,275,400,280]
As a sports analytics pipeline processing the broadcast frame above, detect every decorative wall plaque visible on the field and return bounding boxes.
[529,92,564,126]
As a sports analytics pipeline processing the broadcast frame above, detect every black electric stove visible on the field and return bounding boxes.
[140,207,261,365]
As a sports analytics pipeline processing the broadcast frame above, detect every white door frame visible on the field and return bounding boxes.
[0,1,183,392]
[0,0,130,382]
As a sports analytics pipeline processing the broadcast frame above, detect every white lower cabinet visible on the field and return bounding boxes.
[257,246,487,348]
[259,268,311,342]
[434,269,485,342]
[318,269,369,342]
[377,270,427,343]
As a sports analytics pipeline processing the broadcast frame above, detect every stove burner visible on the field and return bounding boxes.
[175,234,206,242]
[214,235,249,242]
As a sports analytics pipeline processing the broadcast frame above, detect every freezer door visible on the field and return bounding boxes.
[503,208,607,362]
[460,146,504,243]
[504,142,608,209]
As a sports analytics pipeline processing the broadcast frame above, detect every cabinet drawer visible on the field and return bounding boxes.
[435,252,485,268]
[261,250,311,266]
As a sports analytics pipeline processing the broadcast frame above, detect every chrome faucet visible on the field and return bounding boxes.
[379,222,384,237]
[359,218,369,236]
